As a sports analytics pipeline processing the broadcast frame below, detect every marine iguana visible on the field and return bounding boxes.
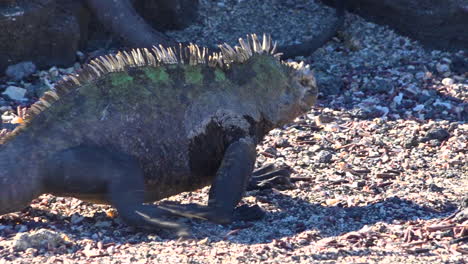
[0,34,317,235]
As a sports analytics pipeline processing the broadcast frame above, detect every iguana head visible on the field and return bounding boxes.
[270,59,317,126]
[212,34,317,128]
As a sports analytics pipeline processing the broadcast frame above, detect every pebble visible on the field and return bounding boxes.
[11,229,66,251]
[315,72,343,96]
[441,78,454,85]
[5,61,36,80]
[404,136,419,148]
[0,98,9,107]
[2,86,27,101]
[412,104,424,112]
[274,138,290,148]
[436,63,450,73]
[71,214,84,224]
[316,150,333,163]
[415,72,426,80]
[15,225,28,233]
[425,128,450,141]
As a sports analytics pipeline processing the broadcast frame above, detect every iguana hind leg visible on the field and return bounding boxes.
[160,138,264,224]
[42,146,189,236]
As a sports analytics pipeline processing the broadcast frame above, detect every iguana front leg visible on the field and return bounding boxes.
[160,138,264,223]
[207,138,258,223]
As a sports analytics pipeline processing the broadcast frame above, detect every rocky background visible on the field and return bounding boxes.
[0,0,467,263]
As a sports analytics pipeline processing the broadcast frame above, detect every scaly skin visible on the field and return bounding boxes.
[0,35,317,234]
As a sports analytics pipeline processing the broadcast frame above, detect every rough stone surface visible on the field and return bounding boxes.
[0,0,83,74]
[322,0,468,51]
[0,0,199,72]
[133,0,199,31]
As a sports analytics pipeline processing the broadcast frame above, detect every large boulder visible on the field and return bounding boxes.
[0,0,84,74]
[0,0,199,75]
[133,0,199,31]
[323,0,468,51]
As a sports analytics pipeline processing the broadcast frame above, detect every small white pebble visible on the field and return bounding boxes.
[441,78,454,85]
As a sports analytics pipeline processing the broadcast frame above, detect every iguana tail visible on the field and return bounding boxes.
[0,141,43,215]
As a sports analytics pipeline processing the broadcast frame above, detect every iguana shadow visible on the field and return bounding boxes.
[0,191,458,248]
[196,190,458,244]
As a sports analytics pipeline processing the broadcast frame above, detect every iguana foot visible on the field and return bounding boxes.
[232,204,265,221]
[117,204,191,237]
[247,163,293,190]
[158,202,265,223]
[159,202,228,223]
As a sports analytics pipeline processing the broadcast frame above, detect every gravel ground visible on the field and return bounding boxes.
[1,0,467,263]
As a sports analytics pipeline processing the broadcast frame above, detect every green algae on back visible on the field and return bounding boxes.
[214,69,226,82]
[184,65,204,85]
[111,72,134,87]
[143,67,171,85]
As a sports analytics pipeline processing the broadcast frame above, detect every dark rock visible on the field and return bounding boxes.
[429,183,444,192]
[274,138,290,148]
[316,150,333,163]
[351,180,366,188]
[426,128,450,141]
[403,136,419,148]
[353,108,383,119]
[133,0,198,31]
[263,146,278,156]
[84,0,175,49]
[25,82,50,99]
[418,93,435,104]
[362,80,388,93]
[321,0,468,51]
[5,61,36,80]
[0,0,84,74]
[0,123,17,131]
[0,98,9,107]
[451,56,468,75]
[373,79,394,93]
